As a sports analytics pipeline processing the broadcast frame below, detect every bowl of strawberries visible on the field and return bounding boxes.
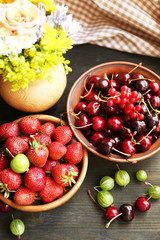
[0,114,88,212]
[67,61,160,163]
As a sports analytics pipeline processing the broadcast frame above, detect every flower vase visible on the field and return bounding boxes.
[0,63,67,112]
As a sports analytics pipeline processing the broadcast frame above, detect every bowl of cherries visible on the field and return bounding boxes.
[67,61,160,163]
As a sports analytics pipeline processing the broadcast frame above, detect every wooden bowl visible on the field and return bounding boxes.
[67,61,160,163]
[0,115,88,212]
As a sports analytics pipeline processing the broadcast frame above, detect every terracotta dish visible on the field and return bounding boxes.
[0,115,88,212]
[67,61,160,163]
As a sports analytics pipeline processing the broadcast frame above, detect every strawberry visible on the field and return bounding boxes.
[39,122,55,138]
[48,141,67,161]
[0,151,10,171]
[20,136,30,144]
[53,126,73,145]
[5,137,29,156]
[14,186,35,205]
[24,167,46,191]
[0,168,21,197]
[42,159,60,173]
[0,122,19,139]
[64,142,83,164]
[52,163,79,187]
[39,177,63,203]
[30,134,51,146]
[19,116,41,136]
[26,138,49,167]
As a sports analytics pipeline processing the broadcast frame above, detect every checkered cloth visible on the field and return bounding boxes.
[54,0,160,57]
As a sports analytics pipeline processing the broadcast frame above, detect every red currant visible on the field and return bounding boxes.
[108,87,116,96]
[107,99,114,107]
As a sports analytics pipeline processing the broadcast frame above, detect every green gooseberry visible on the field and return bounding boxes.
[148,185,160,199]
[10,217,25,238]
[10,153,30,173]
[115,169,130,187]
[136,170,147,182]
[96,189,114,208]
[99,176,115,191]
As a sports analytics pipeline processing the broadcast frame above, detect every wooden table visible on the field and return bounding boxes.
[0,44,160,240]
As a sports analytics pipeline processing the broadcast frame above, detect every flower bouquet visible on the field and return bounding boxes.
[0,0,80,91]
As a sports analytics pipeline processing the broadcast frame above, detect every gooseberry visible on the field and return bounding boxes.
[99,176,115,191]
[10,217,25,238]
[136,170,147,182]
[10,153,30,173]
[148,185,160,199]
[115,166,130,187]
[96,189,114,208]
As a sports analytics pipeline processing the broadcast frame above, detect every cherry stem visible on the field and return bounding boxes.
[142,89,151,96]
[84,76,89,91]
[144,181,155,201]
[130,78,155,82]
[140,97,152,117]
[72,123,93,129]
[104,73,109,80]
[87,190,106,211]
[128,62,142,74]
[134,125,156,145]
[147,99,160,114]
[71,111,82,119]
[105,212,123,228]
[80,84,93,99]
[112,147,131,157]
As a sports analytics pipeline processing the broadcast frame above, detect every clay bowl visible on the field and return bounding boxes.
[0,114,88,212]
[67,61,160,163]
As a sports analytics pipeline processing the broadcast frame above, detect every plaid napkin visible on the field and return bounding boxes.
[54,0,160,57]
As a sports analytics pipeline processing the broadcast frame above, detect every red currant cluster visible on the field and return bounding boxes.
[107,85,144,121]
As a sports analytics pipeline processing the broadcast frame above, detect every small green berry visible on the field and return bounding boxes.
[136,170,147,182]
[148,185,160,199]
[115,170,130,187]
[10,217,25,238]
[99,176,115,190]
[96,189,113,208]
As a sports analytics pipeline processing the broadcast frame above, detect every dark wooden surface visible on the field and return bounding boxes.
[0,44,160,240]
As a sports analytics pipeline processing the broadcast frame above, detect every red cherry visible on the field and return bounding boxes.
[87,75,101,89]
[91,116,105,131]
[95,78,110,92]
[136,135,151,152]
[90,131,105,146]
[150,95,160,109]
[83,90,98,103]
[149,82,160,94]
[74,102,87,114]
[86,101,100,116]
[0,200,11,213]
[121,139,136,155]
[105,206,120,220]
[75,114,91,130]
[135,196,151,212]
[106,116,123,132]
[109,80,119,90]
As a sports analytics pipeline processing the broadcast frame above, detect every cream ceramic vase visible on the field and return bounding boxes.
[0,63,67,112]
